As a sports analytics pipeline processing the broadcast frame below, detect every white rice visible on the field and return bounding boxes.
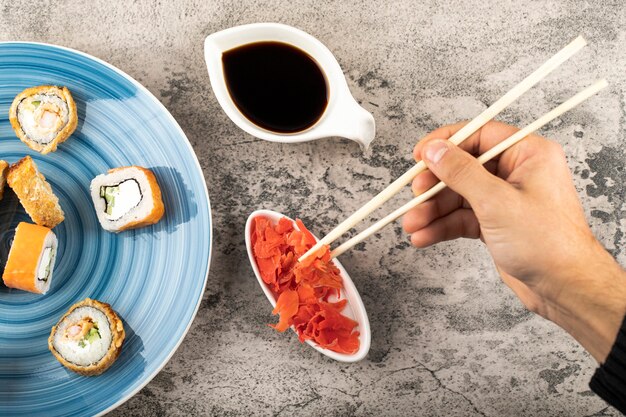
[35,230,57,294]
[51,306,113,366]
[90,167,157,232]
[17,93,70,144]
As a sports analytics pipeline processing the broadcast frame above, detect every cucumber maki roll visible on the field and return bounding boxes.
[9,85,78,154]
[49,298,125,376]
[90,166,165,232]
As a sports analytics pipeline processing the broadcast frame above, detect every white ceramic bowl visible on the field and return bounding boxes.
[245,209,371,362]
[205,23,376,149]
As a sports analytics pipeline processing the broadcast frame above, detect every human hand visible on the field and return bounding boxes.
[403,121,626,362]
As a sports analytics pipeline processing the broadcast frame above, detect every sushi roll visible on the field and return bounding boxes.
[9,85,77,154]
[90,166,165,232]
[0,160,8,200]
[2,222,58,294]
[49,298,125,376]
[7,156,65,228]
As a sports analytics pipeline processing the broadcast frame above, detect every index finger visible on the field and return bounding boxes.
[413,120,548,183]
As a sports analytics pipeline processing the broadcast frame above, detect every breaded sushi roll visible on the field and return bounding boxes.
[2,222,58,294]
[0,160,8,200]
[90,166,164,232]
[49,298,125,376]
[7,156,65,228]
[9,85,77,154]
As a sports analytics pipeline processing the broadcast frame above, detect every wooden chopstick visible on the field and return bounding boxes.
[299,35,587,262]
[329,79,608,258]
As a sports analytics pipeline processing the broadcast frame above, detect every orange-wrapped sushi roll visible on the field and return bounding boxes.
[2,222,58,294]
[90,166,164,232]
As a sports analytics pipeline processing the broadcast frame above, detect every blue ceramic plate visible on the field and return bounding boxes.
[0,43,211,416]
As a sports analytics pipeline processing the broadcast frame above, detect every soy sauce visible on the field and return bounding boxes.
[222,41,328,133]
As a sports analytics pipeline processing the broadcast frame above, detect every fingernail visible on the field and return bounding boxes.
[424,140,449,164]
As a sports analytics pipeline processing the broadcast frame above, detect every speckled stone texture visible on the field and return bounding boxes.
[2,0,625,415]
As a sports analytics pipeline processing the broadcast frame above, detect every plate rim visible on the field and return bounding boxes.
[0,40,213,417]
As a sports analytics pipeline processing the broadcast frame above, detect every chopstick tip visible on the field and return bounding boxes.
[574,35,587,47]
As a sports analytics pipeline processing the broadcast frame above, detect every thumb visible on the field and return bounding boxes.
[421,139,510,213]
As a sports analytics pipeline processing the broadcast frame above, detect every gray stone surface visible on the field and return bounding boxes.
[2,0,625,415]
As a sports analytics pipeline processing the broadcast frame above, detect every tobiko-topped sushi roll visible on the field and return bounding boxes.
[49,298,125,376]
[9,85,77,154]
[90,166,164,232]
[2,222,58,294]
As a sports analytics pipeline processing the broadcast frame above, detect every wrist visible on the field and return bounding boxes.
[542,244,626,362]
